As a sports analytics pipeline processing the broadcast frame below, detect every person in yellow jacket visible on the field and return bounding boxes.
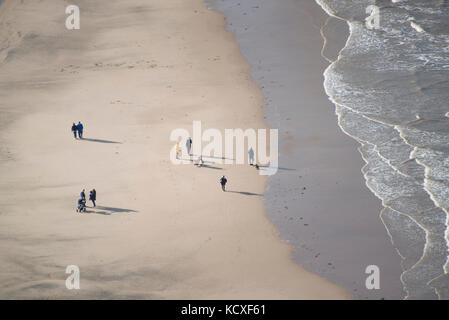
[175,141,181,159]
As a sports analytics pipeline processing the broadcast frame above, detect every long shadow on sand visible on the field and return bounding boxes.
[180,156,227,165]
[200,155,235,161]
[254,164,296,171]
[226,190,262,196]
[85,206,138,215]
[81,138,122,144]
[177,157,223,170]
[277,167,296,171]
[198,164,223,170]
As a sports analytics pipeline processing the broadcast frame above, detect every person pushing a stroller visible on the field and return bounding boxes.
[76,197,86,212]
[76,188,93,213]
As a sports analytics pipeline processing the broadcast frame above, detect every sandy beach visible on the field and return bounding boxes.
[0,0,349,299]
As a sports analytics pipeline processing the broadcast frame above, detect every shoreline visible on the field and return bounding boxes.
[0,0,349,299]
[315,0,449,299]
[206,0,405,299]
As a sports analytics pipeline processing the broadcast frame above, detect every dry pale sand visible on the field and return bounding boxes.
[0,0,350,299]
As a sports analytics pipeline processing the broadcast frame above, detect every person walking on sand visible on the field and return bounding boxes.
[77,121,84,139]
[89,189,96,207]
[220,175,227,192]
[71,123,78,139]
[248,147,255,165]
[186,137,192,156]
[80,189,86,200]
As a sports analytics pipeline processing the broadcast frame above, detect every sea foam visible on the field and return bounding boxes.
[317,0,449,299]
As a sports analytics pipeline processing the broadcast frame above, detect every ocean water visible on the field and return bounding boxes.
[317,0,449,299]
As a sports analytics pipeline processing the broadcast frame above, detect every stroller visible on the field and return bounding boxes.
[76,198,87,213]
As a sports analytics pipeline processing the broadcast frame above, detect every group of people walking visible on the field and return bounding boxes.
[72,128,256,212]
[77,188,97,212]
[71,121,84,139]
[71,122,91,212]
[175,138,263,192]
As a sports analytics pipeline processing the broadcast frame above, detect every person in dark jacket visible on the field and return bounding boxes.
[71,123,78,139]
[248,147,255,165]
[80,189,86,200]
[89,189,96,207]
[77,121,84,139]
[186,137,192,156]
[220,176,227,192]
